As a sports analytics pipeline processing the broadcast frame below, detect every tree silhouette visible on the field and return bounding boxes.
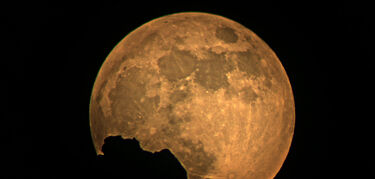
[96,136,186,179]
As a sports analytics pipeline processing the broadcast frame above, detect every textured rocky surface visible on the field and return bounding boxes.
[90,12,294,179]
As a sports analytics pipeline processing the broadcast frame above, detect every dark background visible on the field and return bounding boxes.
[5,1,374,178]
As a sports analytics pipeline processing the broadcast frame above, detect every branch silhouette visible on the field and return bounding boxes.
[96,136,187,179]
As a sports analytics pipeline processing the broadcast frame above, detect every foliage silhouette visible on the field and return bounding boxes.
[96,136,187,179]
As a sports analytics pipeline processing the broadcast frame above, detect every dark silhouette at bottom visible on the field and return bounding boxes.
[96,136,187,179]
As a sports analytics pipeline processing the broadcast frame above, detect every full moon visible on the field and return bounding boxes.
[90,12,295,179]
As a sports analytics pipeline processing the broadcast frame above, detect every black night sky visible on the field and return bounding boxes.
[5,1,374,178]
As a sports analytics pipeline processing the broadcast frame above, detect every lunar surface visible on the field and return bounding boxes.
[90,12,295,179]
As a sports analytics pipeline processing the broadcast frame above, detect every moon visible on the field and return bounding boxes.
[90,12,295,179]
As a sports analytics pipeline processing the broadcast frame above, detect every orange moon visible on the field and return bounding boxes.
[90,12,295,179]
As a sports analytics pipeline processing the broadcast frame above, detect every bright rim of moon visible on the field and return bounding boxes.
[90,12,295,179]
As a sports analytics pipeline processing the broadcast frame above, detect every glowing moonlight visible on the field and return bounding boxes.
[90,12,295,179]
